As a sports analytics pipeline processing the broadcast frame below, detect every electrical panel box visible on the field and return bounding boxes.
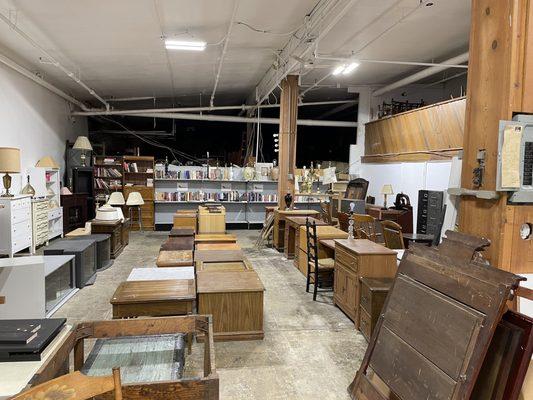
[497,114,533,202]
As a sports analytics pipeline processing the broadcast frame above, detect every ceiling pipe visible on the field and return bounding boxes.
[0,11,109,110]
[99,111,357,128]
[71,99,357,116]
[210,0,240,108]
[313,54,469,69]
[372,52,469,97]
[0,52,90,111]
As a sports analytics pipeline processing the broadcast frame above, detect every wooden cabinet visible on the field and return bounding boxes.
[61,193,88,234]
[359,277,392,342]
[198,205,226,234]
[333,239,396,328]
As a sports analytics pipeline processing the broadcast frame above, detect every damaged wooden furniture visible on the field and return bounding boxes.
[25,316,219,400]
[348,231,526,400]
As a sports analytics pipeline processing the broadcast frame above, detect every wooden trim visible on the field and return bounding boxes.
[0,296,4,304]
[362,148,462,163]
[366,96,466,125]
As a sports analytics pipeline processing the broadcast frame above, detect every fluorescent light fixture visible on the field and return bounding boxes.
[342,62,360,75]
[332,64,346,75]
[165,39,206,51]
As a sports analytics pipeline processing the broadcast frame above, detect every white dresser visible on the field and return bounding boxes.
[0,195,32,257]
[31,199,49,252]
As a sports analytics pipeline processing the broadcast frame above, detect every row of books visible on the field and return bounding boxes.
[94,178,122,190]
[245,193,278,202]
[155,191,244,202]
[94,167,122,178]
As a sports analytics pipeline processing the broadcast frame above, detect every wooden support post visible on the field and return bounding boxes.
[277,75,299,209]
[460,0,533,272]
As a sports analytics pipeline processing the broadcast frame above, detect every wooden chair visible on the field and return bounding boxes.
[337,212,350,232]
[12,368,122,400]
[319,201,332,224]
[381,220,405,249]
[306,218,335,301]
[352,214,378,241]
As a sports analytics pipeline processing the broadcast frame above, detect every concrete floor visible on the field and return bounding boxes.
[54,230,366,400]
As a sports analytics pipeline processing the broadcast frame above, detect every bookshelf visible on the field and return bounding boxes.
[123,156,155,231]
[93,155,124,203]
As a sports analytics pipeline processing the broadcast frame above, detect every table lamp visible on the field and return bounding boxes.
[73,136,92,167]
[108,191,125,206]
[0,147,21,197]
[381,184,394,209]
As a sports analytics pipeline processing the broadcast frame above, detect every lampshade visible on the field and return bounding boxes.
[36,156,59,169]
[381,184,394,195]
[108,191,125,206]
[0,147,21,173]
[126,191,144,206]
[73,136,93,151]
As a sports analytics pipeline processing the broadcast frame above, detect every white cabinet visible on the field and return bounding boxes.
[28,167,63,240]
[0,196,32,257]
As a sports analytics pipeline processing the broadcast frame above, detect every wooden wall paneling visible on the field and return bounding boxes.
[459,0,533,272]
[364,98,465,163]
[277,75,298,208]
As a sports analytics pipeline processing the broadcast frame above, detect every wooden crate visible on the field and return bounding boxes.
[198,206,226,234]
[197,270,264,341]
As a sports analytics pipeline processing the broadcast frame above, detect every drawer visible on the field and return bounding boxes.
[12,236,31,252]
[12,197,30,210]
[335,246,358,272]
[12,208,31,223]
[359,308,372,341]
[48,208,62,220]
[360,283,372,314]
[34,201,48,211]
[13,219,31,238]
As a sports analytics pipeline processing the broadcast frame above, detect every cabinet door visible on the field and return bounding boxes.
[334,265,347,306]
[345,271,359,324]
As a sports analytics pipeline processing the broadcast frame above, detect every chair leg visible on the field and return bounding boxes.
[313,267,319,301]
[306,255,311,293]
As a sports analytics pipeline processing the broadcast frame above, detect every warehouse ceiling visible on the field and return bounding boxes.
[0,0,470,107]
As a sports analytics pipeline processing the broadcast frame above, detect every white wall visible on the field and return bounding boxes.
[359,159,460,233]
[0,63,87,192]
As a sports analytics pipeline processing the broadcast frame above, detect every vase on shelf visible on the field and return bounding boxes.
[284,193,293,210]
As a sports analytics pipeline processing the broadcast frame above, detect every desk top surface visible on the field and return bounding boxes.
[127,267,195,281]
[285,216,328,226]
[194,234,237,243]
[320,239,336,250]
[111,279,196,304]
[276,209,319,216]
[334,238,397,255]
[197,270,264,293]
[195,242,241,250]
[194,249,245,262]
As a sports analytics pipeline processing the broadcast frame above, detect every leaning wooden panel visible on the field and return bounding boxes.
[348,231,523,400]
[27,316,219,400]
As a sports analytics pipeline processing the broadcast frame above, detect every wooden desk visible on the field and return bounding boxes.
[333,239,396,327]
[284,216,327,260]
[273,209,319,251]
[110,279,195,319]
[298,225,347,276]
[365,204,413,234]
[194,249,245,262]
[89,218,129,258]
[320,239,336,251]
[197,270,264,341]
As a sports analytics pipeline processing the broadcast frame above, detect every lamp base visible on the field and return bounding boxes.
[1,173,14,197]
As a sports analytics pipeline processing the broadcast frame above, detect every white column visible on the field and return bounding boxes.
[348,86,371,175]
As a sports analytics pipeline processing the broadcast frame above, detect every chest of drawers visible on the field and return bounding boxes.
[32,199,49,252]
[333,239,396,327]
[0,196,32,257]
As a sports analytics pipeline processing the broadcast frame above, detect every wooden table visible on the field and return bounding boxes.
[197,270,264,341]
[298,225,348,276]
[194,234,237,245]
[110,279,196,319]
[402,232,434,247]
[90,218,130,258]
[273,209,320,251]
[195,242,241,251]
[194,249,245,262]
[284,216,327,260]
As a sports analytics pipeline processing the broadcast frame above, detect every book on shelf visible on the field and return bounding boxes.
[155,190,244,202]
[94,167,122,178]
[94,178,122,190]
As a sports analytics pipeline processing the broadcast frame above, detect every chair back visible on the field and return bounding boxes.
[337,212,350,232]
[306,218,319,267]
[353,214,377,241]
[12,368,122,400]
[381,220,405,249]
[345,178,369,200]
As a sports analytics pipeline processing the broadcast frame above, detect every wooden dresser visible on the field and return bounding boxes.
[359,277,392,342]
[333,239,396,327]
